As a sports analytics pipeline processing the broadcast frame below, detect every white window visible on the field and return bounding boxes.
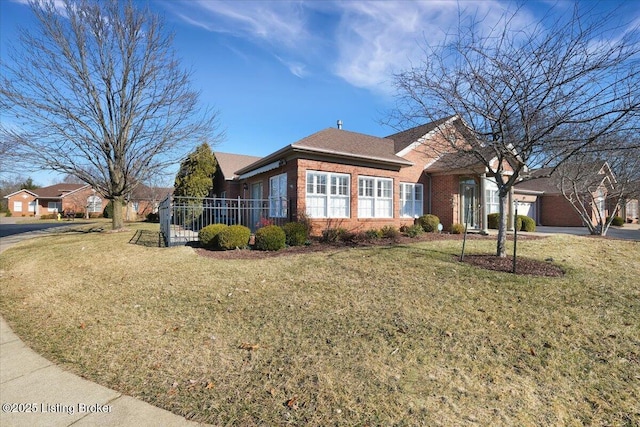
[87,195,102,213]
[13,201,23,212]
[306,171,350,218]
[358,177,393,218]
[485,179,500,214]
[400,183,423,218]
[269,173,287,218]
[48,202,62,212]
[28,201,36,213]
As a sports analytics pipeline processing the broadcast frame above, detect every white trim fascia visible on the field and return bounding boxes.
[396,116,459,157]
[3,189,39,199]
[58,184,91,198]
[237,160,281,180]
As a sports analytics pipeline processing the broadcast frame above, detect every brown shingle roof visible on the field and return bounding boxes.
[34,183,88,199]
[214,152,262,179]
[291,128,412,166]
[386,116,454,153]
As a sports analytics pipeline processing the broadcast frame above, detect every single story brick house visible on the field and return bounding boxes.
[514,161,638,226]
[212,117,521,235]
[4,183,104,217]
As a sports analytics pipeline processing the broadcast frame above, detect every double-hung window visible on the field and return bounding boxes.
[269,173,287,218]
[306,171,350,218]
[400,183,423,218]
[358,177,393,218]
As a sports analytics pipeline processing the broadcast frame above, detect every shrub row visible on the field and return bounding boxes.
[199,220,310,251]
[488,213,536,232]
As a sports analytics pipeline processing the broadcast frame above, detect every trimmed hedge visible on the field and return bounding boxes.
[198,224,229,249]
[217,225,251,250]
[488,213,500,229]
[416,214,440,232]
[282,222,309,246]
[488,213,535,231]
[518,215,536,232]
[255,225,286,251]
[607,216,624,227]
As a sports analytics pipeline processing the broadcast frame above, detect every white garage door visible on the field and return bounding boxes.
[517,202,536,223]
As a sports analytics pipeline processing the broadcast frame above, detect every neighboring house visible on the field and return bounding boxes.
[4,183,105,217]
[124,185,173,221]
[514,161,633,226]
[212,117,519,235]
[211,152,262,199]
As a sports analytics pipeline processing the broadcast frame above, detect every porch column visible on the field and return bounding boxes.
[479,173,487,234]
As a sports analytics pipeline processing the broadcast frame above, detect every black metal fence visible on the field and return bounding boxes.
[159,196,288,246]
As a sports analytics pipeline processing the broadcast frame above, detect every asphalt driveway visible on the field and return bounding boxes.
[534,225,640,241]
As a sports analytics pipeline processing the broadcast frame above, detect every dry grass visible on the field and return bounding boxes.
[1,223,638,426]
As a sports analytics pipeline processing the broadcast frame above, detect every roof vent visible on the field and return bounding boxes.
[337,119,343,130]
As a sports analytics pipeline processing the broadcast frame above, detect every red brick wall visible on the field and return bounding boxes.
[540,195,586,226]
[241,157,430,235]
[430,174,461,230]
[7,191,37,216]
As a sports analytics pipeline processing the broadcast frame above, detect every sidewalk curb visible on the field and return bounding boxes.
[0,226,208,426]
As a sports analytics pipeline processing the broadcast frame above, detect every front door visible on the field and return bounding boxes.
[461,179,478,228]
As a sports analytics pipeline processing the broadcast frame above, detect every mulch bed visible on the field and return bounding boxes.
[194,232,561,277]
[458,254,565,277]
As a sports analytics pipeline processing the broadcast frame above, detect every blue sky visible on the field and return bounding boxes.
[2,0,639,186]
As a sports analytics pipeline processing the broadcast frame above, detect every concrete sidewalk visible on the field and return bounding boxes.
[0,224,207,426]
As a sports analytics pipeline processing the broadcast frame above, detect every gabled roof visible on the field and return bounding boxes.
[386,116,454,154]
[291,128,412,166]
[3,188,39,199]
[214,152,262,180]
[36,183,89,198]
[236,128,413,176]
[129,184,173,200]
[515,162,613,195]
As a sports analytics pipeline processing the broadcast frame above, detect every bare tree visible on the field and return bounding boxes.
[0,0,222,230]
[391,3,640,256]
[551,139,640,235]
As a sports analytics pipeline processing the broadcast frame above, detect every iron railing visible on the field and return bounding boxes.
[159,196,288,246]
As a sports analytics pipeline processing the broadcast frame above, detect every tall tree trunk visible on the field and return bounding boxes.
[496,192,508,257]
[111,197,124,230]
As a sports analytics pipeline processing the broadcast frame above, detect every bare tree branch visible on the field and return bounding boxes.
[390,2,640,256]
[0,0,223,229]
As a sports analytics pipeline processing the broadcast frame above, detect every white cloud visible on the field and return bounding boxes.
[173,0,311,49]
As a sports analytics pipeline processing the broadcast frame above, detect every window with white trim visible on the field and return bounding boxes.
[358,176,392,218]
[484,178,500,214]
[306,171,350,218]
[269,173,287,218]
[87,195,102,213]
[400,183,423,218]
[13,201,23,212]
[48,201,62,212]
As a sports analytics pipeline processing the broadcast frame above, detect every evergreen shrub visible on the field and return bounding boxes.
[255,225,286,251]
[416,214,440,232]
[217,225,250,250]
[198,224,229,249]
